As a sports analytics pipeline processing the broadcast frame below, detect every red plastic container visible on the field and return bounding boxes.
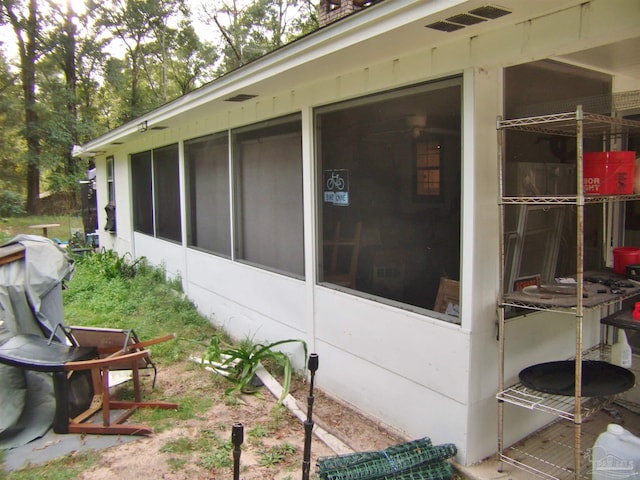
[613,246,640,275]
[583,151,636,195]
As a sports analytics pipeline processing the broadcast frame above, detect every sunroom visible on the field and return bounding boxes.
[75,0,640,469]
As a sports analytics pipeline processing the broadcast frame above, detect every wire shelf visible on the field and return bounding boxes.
[511,90,640,118]
[497,111,640,138]
[497,385,616,422]
[500,194,640,205]
[500,275,640,311]
[499,420,592,480]
[499,398,640,480]
[497,347,639,421]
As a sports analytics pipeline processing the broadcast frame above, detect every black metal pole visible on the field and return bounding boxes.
[302,353,319,480]
[232,422,244,480]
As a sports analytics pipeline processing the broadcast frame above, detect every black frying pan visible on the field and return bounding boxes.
[519,360,635,397]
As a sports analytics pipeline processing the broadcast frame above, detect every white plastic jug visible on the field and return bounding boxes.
[592,424,640,480]
[611,330,633,368]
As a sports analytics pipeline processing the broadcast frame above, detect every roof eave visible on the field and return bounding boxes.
[75,0,468,156]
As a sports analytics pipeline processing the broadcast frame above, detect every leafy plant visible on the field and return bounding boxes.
[197,440,233,470]
[248,424,270,439]
[76,248,143,280]
[258,442,297,467]
[202,335,307,403]
[0,190,26,217]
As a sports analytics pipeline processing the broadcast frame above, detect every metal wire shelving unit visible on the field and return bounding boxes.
[496,105,640,480]
[499,349,640,480]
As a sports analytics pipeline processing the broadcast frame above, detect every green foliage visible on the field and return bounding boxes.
[75,248,143,280]
[196,430,233,470]
[258,442,296,467]
[268,403,289,430]
[248,424,271,439]
[1,0,322,206]
[205,0,319,76]
[0,190,26,217]
[198,448,233,470]
[0,215,83,245]
[167,457,187,472]
[3,450,101,480]
[64,247,217,366]
[159,429,234,472]
[202,334,306,403]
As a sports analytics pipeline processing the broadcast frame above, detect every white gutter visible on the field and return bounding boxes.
[75,0,467,156]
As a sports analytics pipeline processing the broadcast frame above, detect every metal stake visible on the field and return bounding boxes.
[232,422,244,480]
[302,353,319,480]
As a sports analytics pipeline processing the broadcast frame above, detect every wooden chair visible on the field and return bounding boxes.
[323,221,362,289]
[0,332,178,436]
[0,239,177,436]
[433,277,460,314]
[67,326,169,388]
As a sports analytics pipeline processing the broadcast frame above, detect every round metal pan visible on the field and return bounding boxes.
[519,360,635,397]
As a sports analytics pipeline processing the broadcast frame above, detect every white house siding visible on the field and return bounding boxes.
[314,287,470,444]
[84,0,640,466]
[185,249,307,340]
[133,233,185,281]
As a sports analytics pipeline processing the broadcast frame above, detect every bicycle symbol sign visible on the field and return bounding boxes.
[323,169,349,206]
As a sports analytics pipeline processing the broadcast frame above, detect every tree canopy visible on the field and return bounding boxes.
[0,0,319,214]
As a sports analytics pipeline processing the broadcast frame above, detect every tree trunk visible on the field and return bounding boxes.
[21,0,41,214]
[64,0,78,178]
[2,0,41,213]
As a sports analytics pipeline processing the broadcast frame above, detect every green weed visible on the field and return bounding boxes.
[3,450,100,480]
[160,437,196,454]
[196,435,233,470]
[268,404,289,431]
[166,457,187,472]
[248,424,271,439]
[258,442,297,467]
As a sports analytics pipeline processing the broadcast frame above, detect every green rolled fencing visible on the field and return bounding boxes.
[317,437,457,480]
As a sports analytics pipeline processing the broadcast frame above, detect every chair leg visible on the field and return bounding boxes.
[102,367,110,427]
[63,349,179,435]
[52,371,70,434]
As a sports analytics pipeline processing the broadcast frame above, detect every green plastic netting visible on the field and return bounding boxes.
[316,437,457,480]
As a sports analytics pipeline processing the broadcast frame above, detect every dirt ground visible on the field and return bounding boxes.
[78,360,408,480]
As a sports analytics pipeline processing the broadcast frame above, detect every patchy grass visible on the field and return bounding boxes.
[2,451,101,480]
[1,249,223,478]
[63,250,221,363]
[0,215,83,244]
[258,442,297,467]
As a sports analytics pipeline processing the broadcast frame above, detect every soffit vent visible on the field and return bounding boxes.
[469,5,511,19]
[111,142,123,145]
[425,21,464,32]
[446,13,486,26]
[150,126,168,130]
[225,94,258,102]
[426,4,511,32]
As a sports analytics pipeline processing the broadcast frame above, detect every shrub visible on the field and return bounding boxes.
[0,190,26,217]
[75,248,143,280]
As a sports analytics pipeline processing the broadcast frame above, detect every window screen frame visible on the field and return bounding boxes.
[184,131,232,257]
[130,144,182,243]
[314,77,463,322]
[231,114,305,278]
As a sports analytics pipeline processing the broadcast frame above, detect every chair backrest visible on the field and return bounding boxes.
[68,326,151,366]
[67,326,163,387]
[323,221,362,289]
